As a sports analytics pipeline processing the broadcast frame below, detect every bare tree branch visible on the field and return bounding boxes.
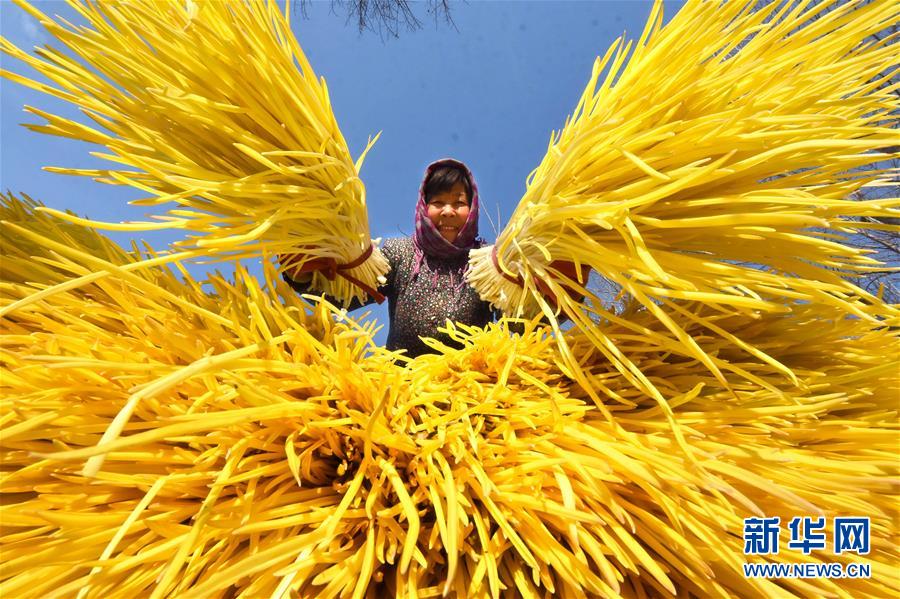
[295,0,456,38]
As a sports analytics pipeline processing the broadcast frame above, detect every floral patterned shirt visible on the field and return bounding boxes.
[283,237,497,358]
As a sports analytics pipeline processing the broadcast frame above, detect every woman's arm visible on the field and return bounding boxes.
[279,241,396,311]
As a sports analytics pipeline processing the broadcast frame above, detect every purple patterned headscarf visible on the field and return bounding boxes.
[412,158,484,290]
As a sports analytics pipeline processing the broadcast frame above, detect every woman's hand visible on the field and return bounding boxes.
[277,252,314,283]
[536,260,590,306]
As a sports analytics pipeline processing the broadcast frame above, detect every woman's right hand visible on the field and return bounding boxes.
[278,252,314,283]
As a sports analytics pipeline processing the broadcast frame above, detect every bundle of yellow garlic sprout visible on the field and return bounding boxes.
[0,0,387,307]
[467,0,899,398]
[2,195,898,597]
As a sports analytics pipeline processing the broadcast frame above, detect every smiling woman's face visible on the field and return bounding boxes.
[426,180,470,243]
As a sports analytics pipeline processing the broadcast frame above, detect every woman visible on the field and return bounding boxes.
[281,158,497,358]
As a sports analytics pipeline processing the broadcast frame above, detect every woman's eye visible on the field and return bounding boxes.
[429,200,467,210]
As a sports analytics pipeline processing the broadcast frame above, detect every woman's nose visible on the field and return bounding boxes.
[441,204,456,215]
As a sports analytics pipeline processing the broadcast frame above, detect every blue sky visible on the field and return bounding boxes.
[1,0,679,345]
